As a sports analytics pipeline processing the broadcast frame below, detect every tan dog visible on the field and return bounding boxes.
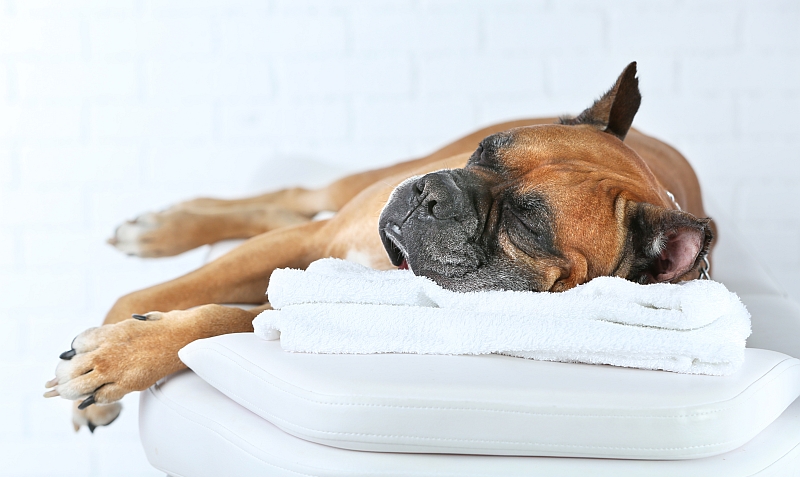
[45,62,713,432]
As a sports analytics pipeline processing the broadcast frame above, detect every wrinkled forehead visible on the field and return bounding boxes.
[489,125,635,167]
[488,124,664,202]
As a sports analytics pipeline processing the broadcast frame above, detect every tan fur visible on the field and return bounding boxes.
[46,117,708,431]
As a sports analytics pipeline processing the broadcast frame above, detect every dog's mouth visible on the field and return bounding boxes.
[380,223,411,271]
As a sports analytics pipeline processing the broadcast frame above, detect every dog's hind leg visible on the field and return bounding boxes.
[109,201,313,258]
[107,176,391,258]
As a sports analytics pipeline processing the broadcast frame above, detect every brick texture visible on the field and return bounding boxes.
[1,1,798,475]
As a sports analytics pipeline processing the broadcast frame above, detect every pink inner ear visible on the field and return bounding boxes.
[653,228,703,282]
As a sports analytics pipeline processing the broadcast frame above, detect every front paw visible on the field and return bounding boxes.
[45,312,188,427]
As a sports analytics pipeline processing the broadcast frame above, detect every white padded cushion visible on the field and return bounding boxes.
[140,369,800,477]
[179,333,800,460]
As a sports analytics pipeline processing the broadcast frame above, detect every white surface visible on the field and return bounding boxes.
[180,334,800,459]
[2,1,798,476]
[139,368,800,477]
[705,199,787,299]
[741,296,800,359]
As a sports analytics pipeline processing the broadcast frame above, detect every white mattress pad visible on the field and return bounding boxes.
[179,333,800,459]
[140,369,800,477]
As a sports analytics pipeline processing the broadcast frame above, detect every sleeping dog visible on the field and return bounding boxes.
[45,62,713,432]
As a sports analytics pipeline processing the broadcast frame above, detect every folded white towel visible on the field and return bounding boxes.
[254,258,752,375]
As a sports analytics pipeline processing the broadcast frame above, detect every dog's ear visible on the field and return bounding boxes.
[623,202,713,284]
[561,62,641,141]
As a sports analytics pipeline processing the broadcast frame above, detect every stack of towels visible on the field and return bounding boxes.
[253,258,751,375]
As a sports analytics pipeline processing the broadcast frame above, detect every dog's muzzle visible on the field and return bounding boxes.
[378,170,486,272]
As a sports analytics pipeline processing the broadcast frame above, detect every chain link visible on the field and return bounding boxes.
[698,255,711,280]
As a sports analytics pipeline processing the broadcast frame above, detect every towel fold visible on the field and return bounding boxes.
[254,258,752,375]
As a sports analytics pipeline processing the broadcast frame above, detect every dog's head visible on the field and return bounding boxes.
[378,62,712,292]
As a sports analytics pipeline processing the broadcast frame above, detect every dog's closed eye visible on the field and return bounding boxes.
[469,144,494,168]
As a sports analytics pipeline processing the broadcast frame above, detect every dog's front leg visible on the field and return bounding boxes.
[45,304,267,431]
[104,219,329,324]
[46,220,330,431]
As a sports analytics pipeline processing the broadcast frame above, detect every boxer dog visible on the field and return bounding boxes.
[45,62,713,432]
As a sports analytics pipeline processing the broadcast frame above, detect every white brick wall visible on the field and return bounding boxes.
[1,1,798,475]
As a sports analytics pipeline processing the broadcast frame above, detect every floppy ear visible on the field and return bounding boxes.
[624,202,713,284]
[561,61,642,141]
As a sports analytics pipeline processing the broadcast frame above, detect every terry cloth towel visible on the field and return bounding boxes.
[253,258,752,376]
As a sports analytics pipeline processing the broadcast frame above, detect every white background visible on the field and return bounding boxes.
[1,0,798,475]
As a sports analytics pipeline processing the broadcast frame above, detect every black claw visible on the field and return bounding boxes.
[78,396,95,410]
[87,421,97,433]
[132,314,148,321]
[59,349,76,360]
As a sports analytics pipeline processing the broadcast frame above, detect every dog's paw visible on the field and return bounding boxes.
[70,399,122,433]
[44,312,188,421]
[109,210,198,258]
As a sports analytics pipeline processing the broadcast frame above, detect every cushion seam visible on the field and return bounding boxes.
[146,382,533,477]
[189,358,741,452]
[183,345,800,420]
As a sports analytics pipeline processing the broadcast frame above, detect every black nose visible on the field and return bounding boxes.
[413,172,470,221]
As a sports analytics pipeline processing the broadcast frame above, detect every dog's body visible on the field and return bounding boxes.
[46,63,714,432]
